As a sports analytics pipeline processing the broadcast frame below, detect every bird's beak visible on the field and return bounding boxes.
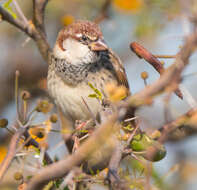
[89,39,108,51]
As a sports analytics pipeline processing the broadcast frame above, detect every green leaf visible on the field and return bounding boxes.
[88,82,103,100]
[88,94,98,98]
[54,178,63,188]
[79,129,88,133]
[3,0,17,19]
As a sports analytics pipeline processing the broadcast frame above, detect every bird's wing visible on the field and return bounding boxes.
[108,48,130,95]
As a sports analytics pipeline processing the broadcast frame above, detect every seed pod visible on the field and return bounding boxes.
[14,172,23,181]
[21,90,31,100]
[36,100,52,113]
[130,133,166,162]
[0,118,8,128]
[141,71,148,80]
[50,114,58,123]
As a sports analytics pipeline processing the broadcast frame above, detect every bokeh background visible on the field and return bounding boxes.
[1,0,197,189]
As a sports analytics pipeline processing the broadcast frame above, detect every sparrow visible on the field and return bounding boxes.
[47,20,130,129]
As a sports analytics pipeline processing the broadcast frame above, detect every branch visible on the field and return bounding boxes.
[145,108,197,160]
[32,0,51,62]
[158,108,197,143]
[94,0,111,24]
[32,0,49,35]
[0,126,53,182]
[128,30,197,107]
[0,6,34,38]
[26,115,118,190]
[0,2,51,62]
[130,42,183,99]
[0,127,25,181]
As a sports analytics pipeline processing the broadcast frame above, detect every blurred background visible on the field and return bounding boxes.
[1,0,197,189]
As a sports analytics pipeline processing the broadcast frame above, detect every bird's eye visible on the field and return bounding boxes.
[82,35,88,41]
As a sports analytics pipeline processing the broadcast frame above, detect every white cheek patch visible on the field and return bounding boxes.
[75,33,82,38]
[53,38,97,65]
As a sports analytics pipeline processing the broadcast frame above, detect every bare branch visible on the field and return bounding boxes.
[158,108,197,143]
[94,0,111,24]
[0,127,25,181]
[128,31,197,107]
[0,6,34,38]
[130,42,183,99]
[145,108,197,160]
[0,2,51,62]
[32,0,49,35]
[0,126,53,182]
[32,0,51,62]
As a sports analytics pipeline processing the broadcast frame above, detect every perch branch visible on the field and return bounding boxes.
[26,114,118,190]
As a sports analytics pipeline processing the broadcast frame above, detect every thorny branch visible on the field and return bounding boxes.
[26,25,197,188]
[0,125,53,182]
[26,115,119,190]
[1,0,197,189]
[0,127,25,181]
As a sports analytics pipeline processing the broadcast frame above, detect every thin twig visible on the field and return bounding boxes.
[12,0,29,25]
[154,54,176,59]
[81,97,98,125]
[94,0,111,24]
[130,42,183,99]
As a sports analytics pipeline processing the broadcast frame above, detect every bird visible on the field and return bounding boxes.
[47,20,133,174]
[47,20,131,129]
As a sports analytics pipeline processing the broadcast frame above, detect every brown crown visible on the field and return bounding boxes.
[57,20,103,51]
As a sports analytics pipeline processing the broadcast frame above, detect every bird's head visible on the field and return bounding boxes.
[53,20,108,65]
